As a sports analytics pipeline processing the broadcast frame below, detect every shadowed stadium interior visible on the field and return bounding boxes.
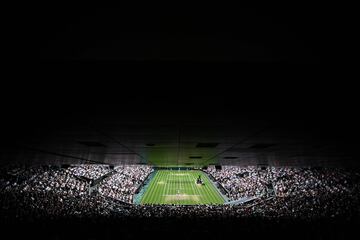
[1,5,359,240]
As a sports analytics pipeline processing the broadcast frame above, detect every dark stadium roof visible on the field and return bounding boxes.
[1,6,358,168]
[1,92,358,167]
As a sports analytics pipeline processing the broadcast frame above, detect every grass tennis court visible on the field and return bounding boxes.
[140,170,225,205]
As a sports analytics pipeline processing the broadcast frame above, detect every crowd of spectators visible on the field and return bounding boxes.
[98,165,152,203]
[205,166,269,200]
[66,165,111,180]
[1,165,359,221]
[205,166,358,201]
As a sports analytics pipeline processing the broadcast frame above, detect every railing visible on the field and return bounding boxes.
[134,170,155,194]
[201,170,230,196]
[225,196,259,205]
[133,170,156,204]
[90,170,117,187]
[200,170,230,202]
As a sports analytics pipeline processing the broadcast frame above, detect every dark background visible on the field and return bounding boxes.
[2,5,358,168]
[3,5,356,111]
[1,5,359,239]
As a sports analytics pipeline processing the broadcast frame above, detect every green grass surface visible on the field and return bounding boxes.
[140,170,225,205]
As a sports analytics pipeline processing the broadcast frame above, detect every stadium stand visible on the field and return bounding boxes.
[1,164,359,240]
[1,164,359,219]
